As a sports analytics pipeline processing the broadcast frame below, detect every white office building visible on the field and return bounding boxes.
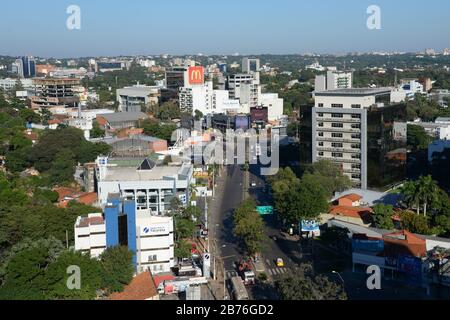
[179,81,213,115]
[74,211,175,275]
[95,157,193,214]
[242,57,260,73]
[117,85,160,112]
[312,88,392,189]
[260,93,284,121]
[74,213,107,258]
[227,73,259,100]
[315,70,353,91]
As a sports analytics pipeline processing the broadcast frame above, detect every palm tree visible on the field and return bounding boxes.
[416,175,439,217]
[401,180,421,215]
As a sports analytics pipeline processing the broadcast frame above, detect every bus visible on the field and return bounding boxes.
[230,276,249,300]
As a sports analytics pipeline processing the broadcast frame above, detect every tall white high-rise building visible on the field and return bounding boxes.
[242,57,260,73]
[312,88,392,189]
[315,69,353,91]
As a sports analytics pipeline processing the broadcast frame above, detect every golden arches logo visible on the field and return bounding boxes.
[189,67,204,84]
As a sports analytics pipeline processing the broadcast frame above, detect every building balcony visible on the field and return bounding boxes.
[316,127,361,133]
[317,117,361,123]
[317,156,361,164]
[316,147,361,154]
[316,137,361,143]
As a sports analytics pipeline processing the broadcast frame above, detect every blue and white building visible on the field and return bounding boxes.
[75,195,175,275]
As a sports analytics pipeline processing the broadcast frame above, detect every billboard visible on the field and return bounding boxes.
[300,220,320,232]
[188,66,204,85]
[235,115,250,130]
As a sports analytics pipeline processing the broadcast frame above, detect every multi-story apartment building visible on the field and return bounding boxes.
[242,57,260,73]
[179,81,213,115]
[74,199,175,275]
[312,88,392,189]
[315,69,353,91]
[227,73,259,100]
[116,85,160,112]
[30,78,80,111]
[95,156,193,214]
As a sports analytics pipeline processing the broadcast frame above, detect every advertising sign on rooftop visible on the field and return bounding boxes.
[188,66,204,85]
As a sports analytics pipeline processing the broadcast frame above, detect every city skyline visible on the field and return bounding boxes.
[1,0,449,58]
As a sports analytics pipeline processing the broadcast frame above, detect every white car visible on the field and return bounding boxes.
[251,182,256,187]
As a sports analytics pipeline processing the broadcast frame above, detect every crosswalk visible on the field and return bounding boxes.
[266,267,289,276]
[264,259,290,277]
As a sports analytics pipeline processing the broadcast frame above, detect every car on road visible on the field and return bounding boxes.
[276,258,284,267]
[251,181,256,187]
[270,234,277,241]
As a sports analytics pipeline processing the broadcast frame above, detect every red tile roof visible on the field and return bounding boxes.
[328,205,373,219]
[77,215,104,228]
[340,193,362,202]
[53,187,79,202]
[109,271,158,300]
[383,230,427,258]
[77,192,98,206]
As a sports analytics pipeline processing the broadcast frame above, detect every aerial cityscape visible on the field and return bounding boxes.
[1,0,450,308]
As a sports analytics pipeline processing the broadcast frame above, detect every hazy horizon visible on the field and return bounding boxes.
[1,0,449,58]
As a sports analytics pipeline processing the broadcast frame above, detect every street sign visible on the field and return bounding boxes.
[256,206,273,215]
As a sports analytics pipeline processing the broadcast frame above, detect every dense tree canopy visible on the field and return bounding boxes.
[276,264,346,300]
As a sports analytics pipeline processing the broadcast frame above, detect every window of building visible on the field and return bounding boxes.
[318,132,324,137]
[352,174,361,179]
[318,142,324,146]
[318,103,324,108]
[332,152,343,158]
[331,113,343,118]
[351,114,361,119]
[332,123,343,128]
[351,134,360,139]
[318,112,323,117]
[332,133,343,138]
[318,122,324,127]
[352,154,361,159]
[332,142,343,148]
[351,144,361,149]
[331,104,344,108]
[351,104,361,109]
[351,124,361,129]
[318,152,324,156]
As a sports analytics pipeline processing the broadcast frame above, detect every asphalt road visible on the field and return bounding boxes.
[212,164,246,271]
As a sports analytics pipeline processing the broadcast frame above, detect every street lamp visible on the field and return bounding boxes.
[332,270,345,288]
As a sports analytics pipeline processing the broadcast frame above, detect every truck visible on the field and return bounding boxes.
[230,276,249,300]
[237,259,256,285]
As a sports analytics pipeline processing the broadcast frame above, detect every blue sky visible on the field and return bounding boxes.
[1,0,449,57]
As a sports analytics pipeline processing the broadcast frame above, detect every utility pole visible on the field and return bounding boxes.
[65,230,69,249]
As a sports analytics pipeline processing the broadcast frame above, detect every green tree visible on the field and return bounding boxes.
[399,210,432,235]
[372,204,395,229]
[0,237,65,300]
[303,160,352,197]
[45,250,103,300]
[174,239,192,259]
[276,264,346,300]
[416,175,440,217]
[233,199,265,257]
[407,124,432,151]
[159,101,181,121]
[90,120,105,138]
[47,149,77,185]
[99,246,134,293]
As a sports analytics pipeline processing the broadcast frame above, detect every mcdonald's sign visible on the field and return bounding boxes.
[188,66,204,85]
